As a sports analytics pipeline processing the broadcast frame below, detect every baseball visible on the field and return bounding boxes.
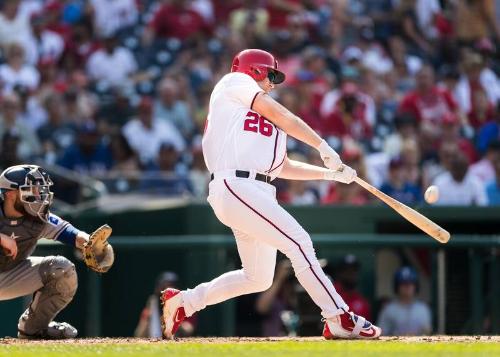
[424,185,439,204]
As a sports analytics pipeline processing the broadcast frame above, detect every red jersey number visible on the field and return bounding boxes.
[243,111,273,137]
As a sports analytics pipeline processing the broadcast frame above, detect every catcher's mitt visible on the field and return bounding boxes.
[83,224,115,273]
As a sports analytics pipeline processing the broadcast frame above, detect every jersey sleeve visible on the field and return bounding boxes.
[225,73,264,109]
[40,213,80,246]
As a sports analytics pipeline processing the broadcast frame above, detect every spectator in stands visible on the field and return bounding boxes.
[331,254,372,321]
[255,259,298,337]
[109,133,140,174]
[0,131,21,170]
[135,271,195,338]
[62,20,100,71]
[28,12,65,66]
[378,266,432,335]
[229,0,269,46]
[440,113,477,164]
[37,93,76,164]
[477,103,500,155]
[266,0,304,31]
[139,142,192,196]
[384,113,419,158]
[0,42,40,93]
[454,51,500,118]
[0,0,33,60]
[433,154,487,206]
[486,155,500,205]
[122,96,185,165]
[380,157,421,205]
[57,120,113,175]
[96,87,134,133]
[469,141,500,185]
[0,93,41,160]
[154,78,194,140]
[143,0,208,45]
[14,83,46,130]
[468,90,496,132]
[452,0,500,44]
[321,81,374,142]
[86,32,137,88]
[399,65,458,128]
[388,36,422,93]
[90,0,138,38]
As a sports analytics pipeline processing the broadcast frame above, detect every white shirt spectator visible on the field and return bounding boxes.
[454,69,500,113]
[415,0,441,40]
[469,158,495,185]
[86,47,137,87]
[433,171,487,206]
[0,9,32,55]
[26,30,65,65]
[122,118,185,164]
[0,63,40,92]
[90,0,138,37]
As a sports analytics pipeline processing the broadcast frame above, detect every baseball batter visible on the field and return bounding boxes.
[161,49,381,339]
[0,165,114,339]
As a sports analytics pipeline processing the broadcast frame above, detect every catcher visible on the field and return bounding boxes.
[0,164,114,339]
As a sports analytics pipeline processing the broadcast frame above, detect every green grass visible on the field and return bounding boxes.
[1,340,499,357]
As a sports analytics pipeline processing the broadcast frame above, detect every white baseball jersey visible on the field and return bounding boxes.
[202,72,287,179]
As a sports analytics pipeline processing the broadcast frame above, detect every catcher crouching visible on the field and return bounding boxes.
[0,165,114,339]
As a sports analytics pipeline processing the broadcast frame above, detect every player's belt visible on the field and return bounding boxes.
[210,170,272,183]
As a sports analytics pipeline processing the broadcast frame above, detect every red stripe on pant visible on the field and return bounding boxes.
[223,179,339,309]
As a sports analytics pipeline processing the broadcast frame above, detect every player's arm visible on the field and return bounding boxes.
[42,213,88,250]
[278,156,356,184]
[253,92,345,171]
[253,92,322,148]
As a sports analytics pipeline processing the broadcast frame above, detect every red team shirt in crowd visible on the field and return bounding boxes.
[150,4,208,40]
[399,87,457,125]
[202,72,287,179]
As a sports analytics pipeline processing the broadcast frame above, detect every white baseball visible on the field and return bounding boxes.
[424,185,439,204]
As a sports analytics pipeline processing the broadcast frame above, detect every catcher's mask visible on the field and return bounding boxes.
[0,165,54,222]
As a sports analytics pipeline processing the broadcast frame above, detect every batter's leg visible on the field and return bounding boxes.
[213,179,348,319]
[182,229,277,316]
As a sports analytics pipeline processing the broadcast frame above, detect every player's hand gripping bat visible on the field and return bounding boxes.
[354,176,450,243]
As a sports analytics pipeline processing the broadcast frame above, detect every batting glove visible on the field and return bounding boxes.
[324,164,357,184]
[317,140,342,171]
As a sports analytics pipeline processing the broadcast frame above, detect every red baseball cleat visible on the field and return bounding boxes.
[160,288,186,339]
[323,311,382,339]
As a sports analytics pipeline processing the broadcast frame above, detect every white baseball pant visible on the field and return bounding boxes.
[182,172,348,319]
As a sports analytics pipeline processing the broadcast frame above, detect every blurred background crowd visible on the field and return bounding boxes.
[0,0,499,207]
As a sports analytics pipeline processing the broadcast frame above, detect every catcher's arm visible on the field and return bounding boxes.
[82,224,115,273]
[75,232,90,250]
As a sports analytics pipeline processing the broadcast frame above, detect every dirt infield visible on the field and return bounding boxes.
[1,336,499,344]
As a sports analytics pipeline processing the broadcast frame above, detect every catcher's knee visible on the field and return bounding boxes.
[39,256,78,298]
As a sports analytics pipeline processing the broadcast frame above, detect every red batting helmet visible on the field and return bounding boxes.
[231,49,286,84]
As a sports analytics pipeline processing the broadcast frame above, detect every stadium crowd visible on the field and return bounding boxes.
[0,0,499,206]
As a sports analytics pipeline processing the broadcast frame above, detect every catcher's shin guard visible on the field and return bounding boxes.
[160,288,186,339]
[323,311,382,339]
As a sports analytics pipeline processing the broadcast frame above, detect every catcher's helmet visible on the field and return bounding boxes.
[231,49,286,84]
[393,266,419,293]
[0,165,54,222]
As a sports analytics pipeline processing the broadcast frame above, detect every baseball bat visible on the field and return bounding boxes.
[354,177,450,243]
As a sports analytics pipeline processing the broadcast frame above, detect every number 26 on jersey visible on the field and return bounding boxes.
[243,111,273,137]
